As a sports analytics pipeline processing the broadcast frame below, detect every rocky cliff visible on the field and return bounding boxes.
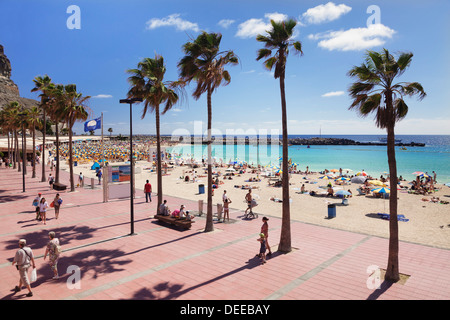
[0,44,38,109]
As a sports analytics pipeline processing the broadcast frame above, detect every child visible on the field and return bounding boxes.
[257,233,267,264]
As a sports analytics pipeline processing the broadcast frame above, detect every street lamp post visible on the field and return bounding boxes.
[119,98,143,236]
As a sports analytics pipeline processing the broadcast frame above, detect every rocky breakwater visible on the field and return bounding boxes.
[288,137,425,147]
[0,44,38,109]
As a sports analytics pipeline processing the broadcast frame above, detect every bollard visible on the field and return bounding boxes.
[217,203,223,220]
[198,200,203,216]
[91,177,95,189]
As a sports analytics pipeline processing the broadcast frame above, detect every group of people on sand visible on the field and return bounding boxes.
[32,192,63,225]
[410,173,437,195]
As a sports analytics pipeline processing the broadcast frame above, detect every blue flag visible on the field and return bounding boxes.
[84,117,101,132]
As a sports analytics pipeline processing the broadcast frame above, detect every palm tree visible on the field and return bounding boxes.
[178,31,238,232]
[108,127,113,138]
[3,101,21,170]
[127,55,183,215]
[347,49,426,281]
[62,84,90,192]
[26,106,42,178]
[256,19,303,253]
[31,75,53,182]
[46,83,66,184]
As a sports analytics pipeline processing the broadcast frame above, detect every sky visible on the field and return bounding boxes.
[1,0,449,136]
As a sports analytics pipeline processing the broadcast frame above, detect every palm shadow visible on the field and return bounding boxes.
[126,251,284,300]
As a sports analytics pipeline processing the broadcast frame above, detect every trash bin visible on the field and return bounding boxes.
[198,184,205,194]
[328,204,336,218]
[74,161,77,167]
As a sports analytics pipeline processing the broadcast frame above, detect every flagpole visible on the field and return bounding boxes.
[101,112,104,163]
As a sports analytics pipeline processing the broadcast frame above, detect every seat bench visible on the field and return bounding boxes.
[153,215,194,230]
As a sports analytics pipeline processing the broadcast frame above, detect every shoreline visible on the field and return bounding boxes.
[58,157,450,250]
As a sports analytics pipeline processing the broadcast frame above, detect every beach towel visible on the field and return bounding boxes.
[377,213,409,222]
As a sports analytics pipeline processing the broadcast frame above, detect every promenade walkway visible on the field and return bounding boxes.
[1,162,449,303]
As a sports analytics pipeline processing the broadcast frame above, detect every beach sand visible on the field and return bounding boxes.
[60,157,450,250]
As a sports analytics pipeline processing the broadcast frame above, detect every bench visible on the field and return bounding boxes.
[53,183,67,191]
[153,215,194,230]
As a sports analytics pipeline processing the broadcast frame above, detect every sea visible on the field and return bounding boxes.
[166,135,450,184]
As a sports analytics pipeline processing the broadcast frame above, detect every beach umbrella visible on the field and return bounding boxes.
[335,177,350,181]
[356,171,368,177]
[335,190,352,196]
[417,173,430,178]
[368,180,384,186]
[372,187,390,194]
[319,175,334,180]
[412,171,424,175]
[330,169,339,173]
[351,176,366,184]
[343,169,353,172]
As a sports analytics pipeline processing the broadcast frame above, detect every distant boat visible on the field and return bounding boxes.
[379,137,402,143]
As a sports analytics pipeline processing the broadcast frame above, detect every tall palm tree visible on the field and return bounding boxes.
[256,19,303,253]
[48,83,66,184]
[31,75,53,182]
[347,49,426,281]
[127,55,183,215]
[26,106,42,178]
[178,31,238,232]
[108,127,113,138]
[4,101,21,170]
[62,84,90,192]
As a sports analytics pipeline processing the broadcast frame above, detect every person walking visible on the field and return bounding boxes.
[53,193,62,220]
[245,189,253,215]
[144,180,152,202]
[78,172,84,187]
[48,173,54,189]
[33,193,42,221]
[222,190,231,222]
[257,233,267,264]
[39,197,49,225]
[43,231,61,279]
[12,239,36,297]
[260,217,272,255]
[97,169,102,184]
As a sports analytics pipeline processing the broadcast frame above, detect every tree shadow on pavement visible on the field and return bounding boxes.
[126,251,284,300]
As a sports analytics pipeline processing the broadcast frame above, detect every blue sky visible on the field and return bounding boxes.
[1,0,449,135]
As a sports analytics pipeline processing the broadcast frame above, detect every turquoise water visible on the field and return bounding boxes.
[167,135,450,184]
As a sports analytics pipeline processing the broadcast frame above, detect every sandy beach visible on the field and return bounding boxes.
[58,151,450,250]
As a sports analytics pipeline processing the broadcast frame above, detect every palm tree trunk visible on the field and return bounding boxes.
[278,69,292,253]
[32,126,36,178]
[205,87,214,232]
[55,120,60,184]
[41,109,46,182]
[15,130,20,171]
[155,105,163,214]
[384,107,400,282]
[7,131,10,166]
[68,120,75,191]
[23,128,27,175]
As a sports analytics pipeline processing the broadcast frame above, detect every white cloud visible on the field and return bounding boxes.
[236,12,288,39]
[170,108,183,112]
[322,91,345,97]
[302,2,351,25]
[146,14,199,32]
[309,24,395,51]
[218,19,235,29]
[92,94,113,99]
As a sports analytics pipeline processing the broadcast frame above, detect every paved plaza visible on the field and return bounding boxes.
[1,163,449,304]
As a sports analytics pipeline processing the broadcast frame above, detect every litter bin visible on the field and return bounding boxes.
[328,204,336,218]
[198,184,205,194]
[74,161,77,167]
